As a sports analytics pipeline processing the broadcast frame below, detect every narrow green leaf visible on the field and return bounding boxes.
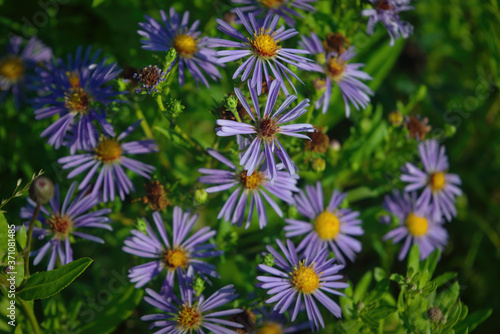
[364,278,390,304]
[370,305,397,320]
[0,212,9,257]
[353,271,372,303]
[91,0,106,7]
[16,225,27,249]
[407,244,420,272]
[433,272,458,287]
[17,258,93,300]
[454,308,492,333]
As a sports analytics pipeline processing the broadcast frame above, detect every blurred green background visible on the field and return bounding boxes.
[0,0,499,333]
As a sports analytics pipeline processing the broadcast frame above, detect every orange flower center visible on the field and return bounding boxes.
[0,57,24,80]
[259,0,286,9]
[251,29,280,59]
[164,248,189,269]
[48,214,73,238]
[240,171,264,190]
[292,261,320,293]
[65,87,89,113]
[174,34,197,57]
[95,138,122,163]
[177,305,203,330]
[326,57,346,80]
[257,117,279,141]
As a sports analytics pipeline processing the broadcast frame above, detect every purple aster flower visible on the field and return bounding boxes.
[58,120,158,203]
[138,7,222,88]
[198,145,298,229]
[215,80,315,181]
[284,182,364,264]
[231,0,317,26]
[299,33,373,117]
[1,35,52,107]
[257,239,348,331]
[361,0,414,46]
[251,307,310,333]
[142,283,243,334]
[32,46,123,153]
[133,65,166,94]
[382,190,448,261]
[400,139,463,221]
[122,207,222,293]
[19,182,112,271]
[210,9,313,96]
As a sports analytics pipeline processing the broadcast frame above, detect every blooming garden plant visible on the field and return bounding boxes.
[0,0,498,333]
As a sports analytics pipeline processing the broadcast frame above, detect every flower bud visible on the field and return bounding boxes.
[312,157,326,172]
[427,307,443,323]
[388,111,403,126]
[29,176,55,204]
[194,189,208,205]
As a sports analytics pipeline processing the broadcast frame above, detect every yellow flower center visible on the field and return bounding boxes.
[240,171,263,190]
[406,213,428,237]
[0,57,24,80]
[258,322,283,334]
[429,172,446,192]
[177,305,203,330]
[314,211,341,240]
[292,261,320,294]
[251,30,280,59]
[65,87,89,113]
[326,57,346,81]
[174,34,197,57]
[164,248,189,269]
[95,138,122,163]
[259,0,286,9]
[48,214,73,239]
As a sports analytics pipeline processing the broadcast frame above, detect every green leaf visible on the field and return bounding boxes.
[79,285,143,334]
[370,305,397,320]
[454,308,492,334]
[16,225,27,249]
[433,272,458,287]
[389,273,405,285]
[353,271,372,303]
[364,278,390,304]
[17,258,93,300]
[407,244,420,272]
[91,0,106,7]
[0,211,9,258]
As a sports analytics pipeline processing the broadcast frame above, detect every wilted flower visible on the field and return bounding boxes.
[257,239,348,331]
[400,139,462,221]
[215,80,315,181]
[32,46,123,153]
[361,0,414,46]
[138,7,222,88]
[383,190,447,261]
[133,65,166,94]
[404,115,431,140]
[210,9,313,95]
[299,32,373,116]
[284,182,364,264]
[58,120,158,203]
[0,35,52,107]
[20,182,112,271]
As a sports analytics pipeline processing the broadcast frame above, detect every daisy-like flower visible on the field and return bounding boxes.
[58,120,158,203]
[122,207,222,292]
[210,9,313,96]
[400,139,463,221]
[1,35,52,107]
[361,0,414,46]
[142,284,243,334]
[284,182,364,264]
[138,7,222,88]
[198,145,298,229]
[215,80,315,181]
[32,46,123,153]
[382,190,448,260]
[19,182,112,271]
[299,32,373,116]
[257,239,348,331]
[231,0,317,26]
[249,307,310,333]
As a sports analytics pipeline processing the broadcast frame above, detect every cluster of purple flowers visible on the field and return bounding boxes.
[5,1,462,333]
[382,139,462,260]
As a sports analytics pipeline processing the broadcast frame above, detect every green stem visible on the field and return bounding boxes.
[135,103,154,139]
[18,202,40,291]
[18,298,42,334]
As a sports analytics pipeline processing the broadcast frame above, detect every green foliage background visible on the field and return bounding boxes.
[0,0,499,333]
